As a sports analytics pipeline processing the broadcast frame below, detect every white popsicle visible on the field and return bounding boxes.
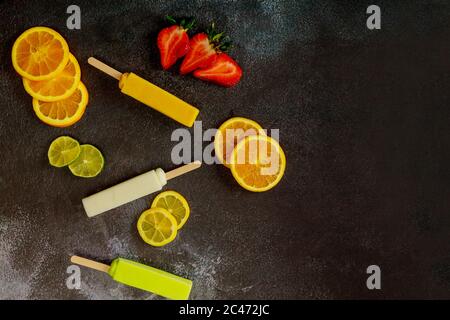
[82,161,201,218]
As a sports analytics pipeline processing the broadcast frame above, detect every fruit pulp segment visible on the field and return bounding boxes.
[68,145,103,178]
[25,54,79,96]
[232,136,285,190]
[141,210,175,242]
[48,136,80,167]
[221,123,261,163]
[17,32,64,76]
[154,195,187,226]
[37,88,82,119]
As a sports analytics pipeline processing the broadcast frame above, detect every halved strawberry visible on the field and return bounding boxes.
[193,53,242,87]
[180,23,232,75]
[157,16,195,70]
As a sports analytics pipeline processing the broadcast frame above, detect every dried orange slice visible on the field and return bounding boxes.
[32,82,88,127]
[23,53,81,102]
[230,135,286,192]
[11,26,69,81]
[214,117,264,168]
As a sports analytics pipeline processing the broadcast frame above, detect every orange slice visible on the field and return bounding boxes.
[230,135,286,192]
[32,82,88,127]
[23,53,81,102]
[214,117,264,167]
[11,26,70,81]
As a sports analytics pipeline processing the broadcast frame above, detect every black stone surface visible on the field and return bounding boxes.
[0,0,449,299]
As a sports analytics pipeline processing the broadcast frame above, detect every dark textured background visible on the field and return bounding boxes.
[0,0,449,299]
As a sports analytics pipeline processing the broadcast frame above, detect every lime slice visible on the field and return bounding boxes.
[48,136,81,167]
[68,144,104,178]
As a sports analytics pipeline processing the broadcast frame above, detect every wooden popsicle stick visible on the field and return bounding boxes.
[71,255,110,273]
[165,161,202,181]
[88,57,123,80]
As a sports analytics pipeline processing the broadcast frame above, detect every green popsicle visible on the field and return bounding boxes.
[71,256,192,300]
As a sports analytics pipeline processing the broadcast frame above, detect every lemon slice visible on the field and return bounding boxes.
[230,135,286,192]
[11,26,70,81]
[68,144,104,178]
[214,117,264,168]
[48,136,81,167]
[137,208,178,247]
[151,191,190,230]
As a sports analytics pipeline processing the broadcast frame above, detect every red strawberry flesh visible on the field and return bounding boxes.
[180,33,217,75]
[193,53,242,87]
[157,25,190,70]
